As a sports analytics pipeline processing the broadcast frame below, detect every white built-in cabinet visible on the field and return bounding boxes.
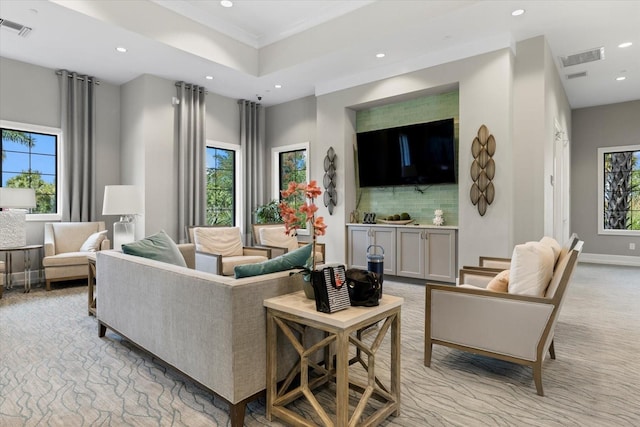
[347,226,396,275]
[347,224,457,283]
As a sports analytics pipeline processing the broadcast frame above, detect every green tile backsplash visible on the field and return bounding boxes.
[355,91,459,225]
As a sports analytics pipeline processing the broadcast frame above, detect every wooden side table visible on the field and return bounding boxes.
[265,291,403,427]
[87,253,97,316]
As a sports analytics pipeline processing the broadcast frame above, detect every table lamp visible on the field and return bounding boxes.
[102,185,143,250]
[0,187,37,248]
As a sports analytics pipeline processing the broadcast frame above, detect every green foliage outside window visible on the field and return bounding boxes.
[279,149,307,226]
[206,146,235,226]
[1,128,57,214]
[603,149,640,230]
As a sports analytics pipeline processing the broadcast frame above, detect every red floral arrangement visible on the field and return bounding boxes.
[279,180,326,270]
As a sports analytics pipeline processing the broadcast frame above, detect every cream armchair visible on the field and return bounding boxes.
[187,226,270,276]
[425,239,583,396]
[252,223,325,263]
[43,222,110,290]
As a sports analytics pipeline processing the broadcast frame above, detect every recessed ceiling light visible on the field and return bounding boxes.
[116,46,127,53]
[205,75,214,80]
[511,9,525,16]
[220,0,233,7]
[274,84,282,89]
[618,42,633,48]
[376,53,385,58]
[616,76,627,81]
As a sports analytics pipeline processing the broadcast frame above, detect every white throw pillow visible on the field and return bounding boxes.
[539,236,561,266]
[260,226,298,253]
[508,241,554,297]
[79,230,107,252]
[194,227,244,257]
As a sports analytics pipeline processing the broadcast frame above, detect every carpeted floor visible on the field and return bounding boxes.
[1,263,639,426]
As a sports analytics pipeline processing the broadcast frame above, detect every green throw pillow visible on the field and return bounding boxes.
[234,243,313,278]
[122,230,187,268]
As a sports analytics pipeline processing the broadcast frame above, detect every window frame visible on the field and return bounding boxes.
[1,120,63,222]
[597,144,640,236]
[272,142,310,234]
[205,140,242,228]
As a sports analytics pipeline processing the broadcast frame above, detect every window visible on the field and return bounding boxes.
[272,142,309,231]
[1,121,61,218]
[206,142,241,226]
[598,145,640,235]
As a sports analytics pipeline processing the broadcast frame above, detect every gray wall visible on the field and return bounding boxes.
[572,100,640,259]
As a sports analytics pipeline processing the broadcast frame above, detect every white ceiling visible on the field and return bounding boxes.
[0,0,638,108]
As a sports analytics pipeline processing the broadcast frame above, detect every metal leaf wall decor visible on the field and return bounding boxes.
[470,125,496,216]
[323,147,337,215]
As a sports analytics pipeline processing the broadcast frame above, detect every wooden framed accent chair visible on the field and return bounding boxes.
[187,226,270,276]
[43,221,110,290]
[251,223,325,263]
[425,236,583,396]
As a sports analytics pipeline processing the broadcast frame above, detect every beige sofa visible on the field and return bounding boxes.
[96,245,307,427]
[0,261,4,298]
[43,221,110,290]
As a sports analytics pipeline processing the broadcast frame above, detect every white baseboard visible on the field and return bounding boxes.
[579,252,640,267]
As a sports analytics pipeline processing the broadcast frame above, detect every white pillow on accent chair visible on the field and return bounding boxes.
[508,241,555,297]
[80,230,108,252]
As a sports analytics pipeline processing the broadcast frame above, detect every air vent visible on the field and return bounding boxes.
[566,71,588,80]
[0,18,32,37]
[559,47,604,67]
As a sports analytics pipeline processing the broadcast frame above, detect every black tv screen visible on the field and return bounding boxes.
[356,118,456,187]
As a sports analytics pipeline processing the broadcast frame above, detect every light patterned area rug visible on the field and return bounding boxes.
[1,263,639,426]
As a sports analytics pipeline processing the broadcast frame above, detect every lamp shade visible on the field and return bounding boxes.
[0,187,36,209]
[102,185,143,215]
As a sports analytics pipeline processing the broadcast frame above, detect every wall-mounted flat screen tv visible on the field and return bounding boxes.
[356,118,456,187]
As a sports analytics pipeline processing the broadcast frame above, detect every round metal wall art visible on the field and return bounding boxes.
[470,125,496,216]
[323,147,337,215]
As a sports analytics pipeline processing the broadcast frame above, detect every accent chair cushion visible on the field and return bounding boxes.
[259,226,299,253]
[508,241,554,297]
[234,244,312,278]
[122,230,187,267]
[194,227,243,257]
[80,230,108,252]
[486,269,509,293]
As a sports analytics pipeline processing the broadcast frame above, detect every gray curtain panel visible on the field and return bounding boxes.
[58,70,96,222]
[238,100,266,245]
[176,82,207,243]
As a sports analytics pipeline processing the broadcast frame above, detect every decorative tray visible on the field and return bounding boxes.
[378,219,414,225]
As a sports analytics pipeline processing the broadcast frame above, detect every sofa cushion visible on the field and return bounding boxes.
[122,230,187,267]
[52,222,100,254]
[259,226,299,253]
[194,227,243,257]
[486,269,509,293]
[508,241,554,297]
[234,244,312,278]
[80,230,108,252]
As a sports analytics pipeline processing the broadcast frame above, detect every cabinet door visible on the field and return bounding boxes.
[396,228,425,279]
[347,226,370,270]
[371,227,396,275]
[425,229,457,283]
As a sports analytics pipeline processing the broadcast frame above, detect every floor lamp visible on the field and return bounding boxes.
[102,185,143,250]
[0,188,37,249]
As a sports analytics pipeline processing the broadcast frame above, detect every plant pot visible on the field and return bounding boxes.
[302,279,315,299]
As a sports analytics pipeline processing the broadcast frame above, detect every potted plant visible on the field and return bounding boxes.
[254,200,282,224]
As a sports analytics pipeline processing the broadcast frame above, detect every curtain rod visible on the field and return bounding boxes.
[55,70,100,85]
[175,81,207,94]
